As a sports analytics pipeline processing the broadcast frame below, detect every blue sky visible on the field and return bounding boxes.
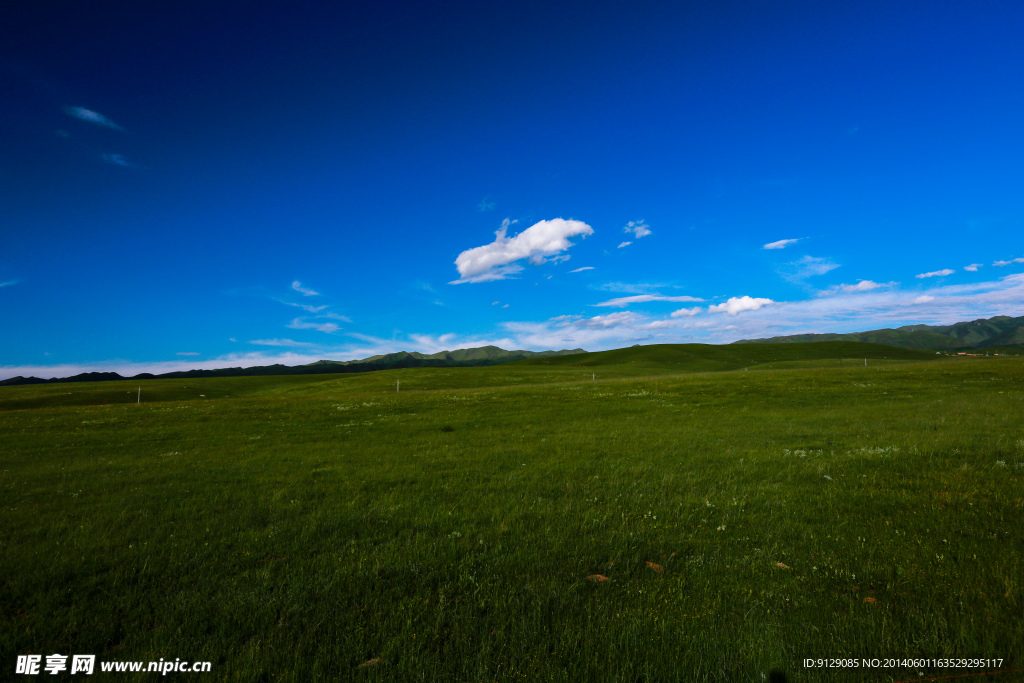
[2,0,1023,379]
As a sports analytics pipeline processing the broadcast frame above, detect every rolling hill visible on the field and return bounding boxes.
[0,345,584,386]
[734,314,1024,350]
[512,340,937,373]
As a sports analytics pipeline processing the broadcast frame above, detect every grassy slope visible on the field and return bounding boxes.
[1,352,1022,681]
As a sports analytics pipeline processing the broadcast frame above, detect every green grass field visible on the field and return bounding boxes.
[2,344,1022,681]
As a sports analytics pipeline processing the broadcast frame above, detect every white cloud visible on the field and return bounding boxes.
[569,266,594,273]
[912,296,935,304]
[477,198,495,212]
[993,257,1024,267]
[964,264,983,272]
[65,106,122,130]
[451,218,593,284]
[291,281,320,296]
[708,296,774,316]
[405,332,518,355]
[409,332,458,350]
[502,304,509,308]
[670,306,702,317]
[287,318,339,333]
[492,301,501,305]
[594,294,704,308]
[763,238,800,250]
[916,269,955,279]
[623,220,651,238]
[0,280,18,287]
[818,280,896,296]
[564,311,639,329]
[617,241,632,249]
[779,255,840,283]
[176,352,200,356]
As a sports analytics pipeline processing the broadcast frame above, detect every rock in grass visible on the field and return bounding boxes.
[357,657,383,668]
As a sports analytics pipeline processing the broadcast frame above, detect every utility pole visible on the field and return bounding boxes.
[137,386,141,403]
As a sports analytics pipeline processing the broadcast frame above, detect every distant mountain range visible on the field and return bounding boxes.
[734,315,1024,350]
[0,346,585,386]
[6,313,1022,387]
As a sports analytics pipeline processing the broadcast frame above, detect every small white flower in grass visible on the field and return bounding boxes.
[995,461,1007,467]
[717,525,726,531]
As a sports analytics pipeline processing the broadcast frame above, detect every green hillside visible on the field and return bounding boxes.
[514,341,936,372]
[735,314,1024,350]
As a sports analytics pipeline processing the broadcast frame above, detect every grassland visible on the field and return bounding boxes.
[1,344,1022,681]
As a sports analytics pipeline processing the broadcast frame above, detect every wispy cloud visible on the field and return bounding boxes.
[291,281,320,296]
[65,106,122,130]
[101,154,135,167]
[916,269,955,279]
[708,296,774,316]
[176,352,200,356]
[818,280,897,296]
[763,238,800,250]
[560,311,639,329]
[451,218,593,284]
[617,241,632,248]
[594,294,704,308]
[779,255,840,283]
[596,282,669,294]
[670,306,702,318]
[0,280,18,288]
[477,197,495,212]
[280,301,328,313]
[248,338,320,348]
[10,275,1024,383]
[317,312,351,322]
[964,264,983,272]
[569,266,594,273]
[452,264,523,284]
[287,318,340,333]
[489,273,1024,353]
[623,220,651,238]
[993,257,1024,267]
